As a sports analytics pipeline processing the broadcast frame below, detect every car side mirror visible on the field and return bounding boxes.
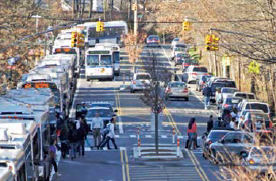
[114,110,118,112]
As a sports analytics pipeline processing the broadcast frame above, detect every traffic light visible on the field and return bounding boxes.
[212,35,219,51]
[71,31,78,47]
[205,34,212,51]
[77,33,85,48]
[96,21,105,32]
[182,21,191,31]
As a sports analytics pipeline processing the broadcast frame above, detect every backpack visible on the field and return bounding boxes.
[102,124,111,135]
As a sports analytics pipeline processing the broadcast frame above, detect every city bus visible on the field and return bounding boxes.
[85,21,128,47]
[95,43,121,76]
[85,46,114,81]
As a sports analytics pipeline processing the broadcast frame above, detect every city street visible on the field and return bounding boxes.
[54,45,222,181]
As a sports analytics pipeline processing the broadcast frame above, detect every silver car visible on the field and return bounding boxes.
[165,81,189,101]
[209,131,254,164]
[182,66,209,83]
[130,73,151,93]
[241,146,276,174]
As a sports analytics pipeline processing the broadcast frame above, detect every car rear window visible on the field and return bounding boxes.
[211,83,225,92]
[174,38,180,41]
[249,113,269,121]
[222,88,237,93]
[193,67,207,72]
[136,74,151,80]
[245,103,269,113]
[226,98,242,104]
[175,44,187,48]
[248,95,255,99]
[216,81,236,88]
[235,93,255,99]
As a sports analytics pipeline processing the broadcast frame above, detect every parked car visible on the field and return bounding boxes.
[239,100,270,117]
[220,96,243,112]
[233,92,256,100]
[241,146,276,175]
[130,73,151,93]
[182,66,208,83]
[216,87,238,108]
[164,81,189,101]
[202,128,235,159]
[239,112,272,131]
[196,75,213,92]
[209,80,237,103]
[237,109,265,129]
[146,35,160,47]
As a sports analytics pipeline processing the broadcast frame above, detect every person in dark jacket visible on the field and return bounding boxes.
[207,115,214,133]
[59,121,69,159]
[68,123,79,160]
[78,118,86,156]
[202,86,212,110]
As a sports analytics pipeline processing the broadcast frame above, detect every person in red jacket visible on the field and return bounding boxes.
[187,118,197,150]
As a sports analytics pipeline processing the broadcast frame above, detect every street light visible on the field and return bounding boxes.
[32,15,41,34]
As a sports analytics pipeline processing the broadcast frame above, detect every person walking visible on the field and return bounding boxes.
[78,118,86,156]
[214,117,223,128]
[49,140,62,176]
[202,86,212,110]
[59,120,69,159]
[68,123,79,160]
[187,118,197,150]
[91,112,103,149]
[207,115,214,133]
[100,118,118,150]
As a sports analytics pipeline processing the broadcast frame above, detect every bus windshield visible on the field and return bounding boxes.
[87,55,99,66]
[113,52,120,63]
[101,55,112,65]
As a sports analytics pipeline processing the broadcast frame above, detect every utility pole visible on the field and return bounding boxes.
[134,0,138,36]
[32,15,41,34]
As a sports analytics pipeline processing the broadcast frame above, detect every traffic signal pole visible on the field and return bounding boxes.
[134,0,138,36]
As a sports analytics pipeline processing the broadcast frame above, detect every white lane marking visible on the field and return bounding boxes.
[145,135,152,138]
[120,147,126,151]
[118,116,124,134]
[115,135,120,138]
[130,135,136,138]
[161,135,167,138]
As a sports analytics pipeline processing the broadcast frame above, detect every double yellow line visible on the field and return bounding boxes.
[163,106,210,181]
[120,148,130,181]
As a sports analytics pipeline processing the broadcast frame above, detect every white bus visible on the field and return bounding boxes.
[95,43,121,76]
[85,46,114,81]
[85,21,128,47]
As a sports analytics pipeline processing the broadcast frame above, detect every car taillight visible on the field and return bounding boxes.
[184,63,190,66]
[249,159,254,165]
[224,104,230,107]
[204,73,209,75]
[166,87,171,93]
[183,88,189,93]
[132,80,136,84]
[190,73,197,75]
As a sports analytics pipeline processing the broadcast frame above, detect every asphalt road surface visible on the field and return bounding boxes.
[53,45,225,181]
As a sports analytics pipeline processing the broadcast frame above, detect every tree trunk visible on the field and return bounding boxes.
[82,0,85,17]
[89,0,93,18]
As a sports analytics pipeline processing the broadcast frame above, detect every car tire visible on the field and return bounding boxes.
[86,78,90,81]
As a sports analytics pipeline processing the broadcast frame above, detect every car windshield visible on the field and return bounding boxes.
[209,131,229,139]
[226,98,242,104]
[251,147,276,157]
[222,88,237,93]
[170,82,185,88]
[136,74,151,80]
[100,55,112,65]
[193,67,208,72]
[245,104,269,113]
[86,55,99,66]
[91,104,112,111]
[86,109,112,117]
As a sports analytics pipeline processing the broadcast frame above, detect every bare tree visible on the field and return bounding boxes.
[140,49,172,153]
